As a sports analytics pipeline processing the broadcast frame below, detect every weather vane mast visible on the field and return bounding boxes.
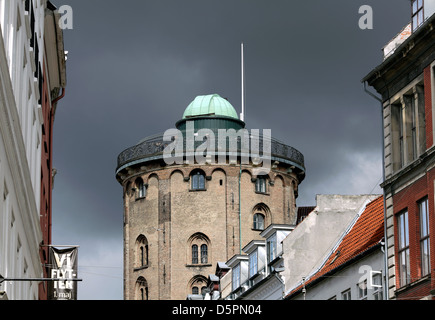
[240,42,245,122]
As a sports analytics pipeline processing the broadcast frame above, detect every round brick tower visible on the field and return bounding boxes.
[115,94,305,300]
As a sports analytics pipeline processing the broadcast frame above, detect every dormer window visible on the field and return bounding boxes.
[232,263,241,291]
[249,249,258,278]
[267,233,277,263]
[412,0,424,31]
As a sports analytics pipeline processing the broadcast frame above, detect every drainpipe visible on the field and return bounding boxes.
[239,155,242,254]
[363,81,388,300]
[51,87,65,106]
[48,87,65,244]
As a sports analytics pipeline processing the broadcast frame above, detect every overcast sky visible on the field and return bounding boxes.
[50,0,412,299]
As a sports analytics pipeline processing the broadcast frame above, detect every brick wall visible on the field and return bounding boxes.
[392,167,435,300]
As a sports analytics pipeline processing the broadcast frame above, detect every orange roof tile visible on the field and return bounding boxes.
[286,196,384,298]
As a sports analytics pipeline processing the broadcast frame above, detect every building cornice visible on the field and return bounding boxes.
[362,14,435,99]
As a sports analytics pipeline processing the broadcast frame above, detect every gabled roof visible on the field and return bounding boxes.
[285,196,384,299]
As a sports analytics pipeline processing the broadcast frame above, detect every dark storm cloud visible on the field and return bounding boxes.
[51,0,411,298]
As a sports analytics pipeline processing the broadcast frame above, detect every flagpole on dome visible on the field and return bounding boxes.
[240,42,245,123]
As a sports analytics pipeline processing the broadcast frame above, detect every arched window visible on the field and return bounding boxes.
[136,235,148,268]
[135,178,146,198]
[188,233,211,265]
[255,175,267,193]
[252,203,270,231]
[191,170,205,190]
[253,213,265,230]
[200,244,208,264]
[192,244,199,264]
[188,275,208,297]
[135,277,148,300]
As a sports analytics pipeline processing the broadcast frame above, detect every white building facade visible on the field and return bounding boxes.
[0,0,66,300]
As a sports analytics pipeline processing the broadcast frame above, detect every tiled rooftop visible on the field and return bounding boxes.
[286,196,384,298]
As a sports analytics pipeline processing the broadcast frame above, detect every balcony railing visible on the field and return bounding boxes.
[116,132,305,173]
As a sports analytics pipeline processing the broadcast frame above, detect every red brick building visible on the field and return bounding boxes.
[363,1,435,300]
[38,3,67,300]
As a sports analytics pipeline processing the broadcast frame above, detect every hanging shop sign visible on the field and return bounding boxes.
[48,246,78,300]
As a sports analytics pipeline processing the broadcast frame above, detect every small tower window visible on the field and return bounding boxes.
[253,213,265,230]
[136,277,148,300]
[135,178,146,198]
[200,244,208,264]
[255,176,267,193]
[135,235,149,268]
[188,233,211,265]
[191,170,205,190]
[192,244,199,264]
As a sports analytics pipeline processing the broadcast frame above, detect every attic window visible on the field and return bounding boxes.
[412,0,424,31]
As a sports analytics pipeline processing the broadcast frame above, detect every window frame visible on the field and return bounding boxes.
[253,213,265,231]
[357,279,368,300]
[372,273,383,300]
[135,178,146,199]
[341,288,351,300]
[232,263,241,291]
[249,249,258,278]
[418,197,430,277]
[200,244,208,264]
[267,233,277,264]
[191,171,206,190]
[397,210,411,287]
[412,0,424,32]
[255,176,267,193]
[192,244,199,264]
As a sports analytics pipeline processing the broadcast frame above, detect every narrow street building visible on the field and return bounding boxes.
[363,0,435,300]
[0,0,66,300]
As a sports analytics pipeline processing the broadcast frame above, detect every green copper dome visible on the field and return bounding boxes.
[182,94,239,120]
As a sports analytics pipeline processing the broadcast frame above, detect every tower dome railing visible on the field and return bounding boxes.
[116,132,305,174]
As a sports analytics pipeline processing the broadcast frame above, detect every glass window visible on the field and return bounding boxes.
[372,273,383,300]
[341,289,351,300]
[192,286,199,295]
[249,250,258,277]
[136,277,148,300]
[419,198,430,276]
[357,280,367,300]
[253,213,265,230]
[192,171,205,190]
[267,234,277,263]
[232,264,241,291]
[192,245,198,264]
[136,178,146,198]
[200,244,208,264]
[255,176,267,193]
[397,210,410,286]
[412,0,424,31]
